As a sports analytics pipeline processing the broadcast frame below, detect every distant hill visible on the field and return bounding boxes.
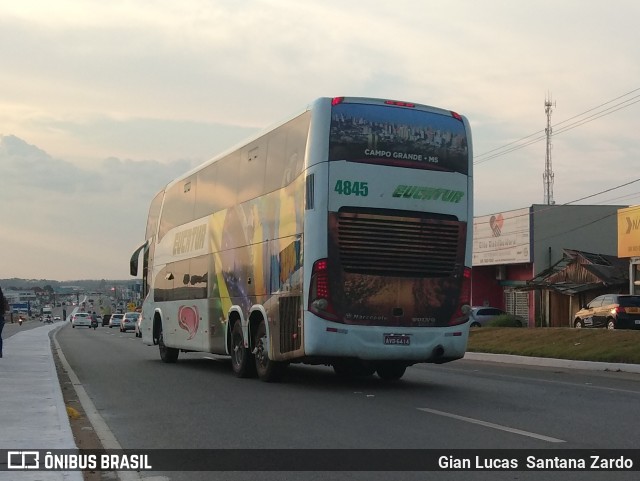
[0,278,134,292]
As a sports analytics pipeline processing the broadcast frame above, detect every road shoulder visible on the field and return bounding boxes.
[51,336,110,481]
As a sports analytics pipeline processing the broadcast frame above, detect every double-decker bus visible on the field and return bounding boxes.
[130,96,473,382]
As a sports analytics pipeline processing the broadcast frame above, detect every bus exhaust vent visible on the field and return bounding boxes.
[336,209,463,278]
[279,295,301,353]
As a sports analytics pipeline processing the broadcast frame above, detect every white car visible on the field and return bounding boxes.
[71,312,92,328]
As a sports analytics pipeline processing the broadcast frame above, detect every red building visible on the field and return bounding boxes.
[471,204,624,327]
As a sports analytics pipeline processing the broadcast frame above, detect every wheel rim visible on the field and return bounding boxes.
[607,321,615,330]
[232,330,244,367]
[255,334,268,370]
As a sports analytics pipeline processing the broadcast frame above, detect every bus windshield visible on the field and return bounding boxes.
[329,101,469,174]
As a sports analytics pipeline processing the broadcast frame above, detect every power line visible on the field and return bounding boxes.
[475,87,640,160]
[564,178,640,205]
[552,87,640,128]
[474,87,640,165]
[475,177,640,228]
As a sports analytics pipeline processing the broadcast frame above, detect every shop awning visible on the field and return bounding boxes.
[519,248,628,295]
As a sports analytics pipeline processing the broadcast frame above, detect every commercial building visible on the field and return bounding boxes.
[471,204,625,327]
[617,205,640,294]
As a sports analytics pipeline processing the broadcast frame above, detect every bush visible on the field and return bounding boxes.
[487,314,523,328]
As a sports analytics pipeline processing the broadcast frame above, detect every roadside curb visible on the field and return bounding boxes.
[0,322,83,481]
[52,324,143,481]
[464,351,640,374]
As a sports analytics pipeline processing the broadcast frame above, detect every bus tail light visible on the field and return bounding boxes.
[449,267,472,326]
[309,258,338,321]
[384,100,415,108]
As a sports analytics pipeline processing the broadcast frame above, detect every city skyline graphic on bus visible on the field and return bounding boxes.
[328,102,468,174]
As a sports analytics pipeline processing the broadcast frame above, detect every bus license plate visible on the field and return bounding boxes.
[384,334,410,345]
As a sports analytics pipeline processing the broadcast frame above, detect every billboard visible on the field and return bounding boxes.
[617,205,640,258]
[473,208,531,266]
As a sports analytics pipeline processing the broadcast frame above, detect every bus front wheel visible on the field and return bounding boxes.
[253,319,286,382]
[159,328,179,363]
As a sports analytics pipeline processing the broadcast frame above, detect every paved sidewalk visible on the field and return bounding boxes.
[0,321,83,481]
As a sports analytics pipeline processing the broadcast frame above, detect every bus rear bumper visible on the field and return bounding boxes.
[303,314,470,364]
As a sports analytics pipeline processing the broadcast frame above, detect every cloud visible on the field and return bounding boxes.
[0,134,202,280]
[1,0,640,279]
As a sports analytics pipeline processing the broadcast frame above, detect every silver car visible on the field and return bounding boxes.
[135,313,143,338]
[109,313,124,328]
[120,312,138,332]
[469,307,523,328]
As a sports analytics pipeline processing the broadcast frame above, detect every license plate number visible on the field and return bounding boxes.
[626,307,640,314]
[635,320,640,325]
[384,334,410,345]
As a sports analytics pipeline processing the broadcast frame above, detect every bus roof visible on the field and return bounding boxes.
[161,96,466,193]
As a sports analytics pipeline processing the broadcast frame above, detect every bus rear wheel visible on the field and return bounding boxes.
[159,329,179,363]
[230,321,255,378]
[253,319,286,382]
[376,362,407,381]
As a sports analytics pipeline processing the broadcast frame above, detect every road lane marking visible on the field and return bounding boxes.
[417,407,565,443]
[53,331,143,481]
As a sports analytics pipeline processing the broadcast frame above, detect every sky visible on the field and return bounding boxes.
[1,0,639,281]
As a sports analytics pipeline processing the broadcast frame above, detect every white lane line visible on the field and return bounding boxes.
[417,407,565,443]
[53,331,143,481]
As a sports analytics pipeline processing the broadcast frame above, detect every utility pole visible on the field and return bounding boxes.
[543,94,555,205]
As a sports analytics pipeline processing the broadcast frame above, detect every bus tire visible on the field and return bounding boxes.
[230,321,255,378]
[253,319,286,382]
[376,362,407,381]
[158,328,179,363]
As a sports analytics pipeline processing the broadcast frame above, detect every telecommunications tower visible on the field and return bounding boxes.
[543,94,555,205]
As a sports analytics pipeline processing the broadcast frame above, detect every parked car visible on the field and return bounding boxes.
[574,294,640,329]
[120,312,138,332]
[469,306,523,327]
[71,312,92,328]
[109,313,124,328]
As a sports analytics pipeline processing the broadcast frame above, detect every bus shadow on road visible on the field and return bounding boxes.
[162,354,463,396]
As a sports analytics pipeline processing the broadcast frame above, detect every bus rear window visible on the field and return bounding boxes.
[329,102,469,175]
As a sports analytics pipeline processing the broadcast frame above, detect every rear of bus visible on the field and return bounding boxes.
[303,97,472,365]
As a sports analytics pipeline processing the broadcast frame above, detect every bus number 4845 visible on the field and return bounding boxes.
[334,180,369,196]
